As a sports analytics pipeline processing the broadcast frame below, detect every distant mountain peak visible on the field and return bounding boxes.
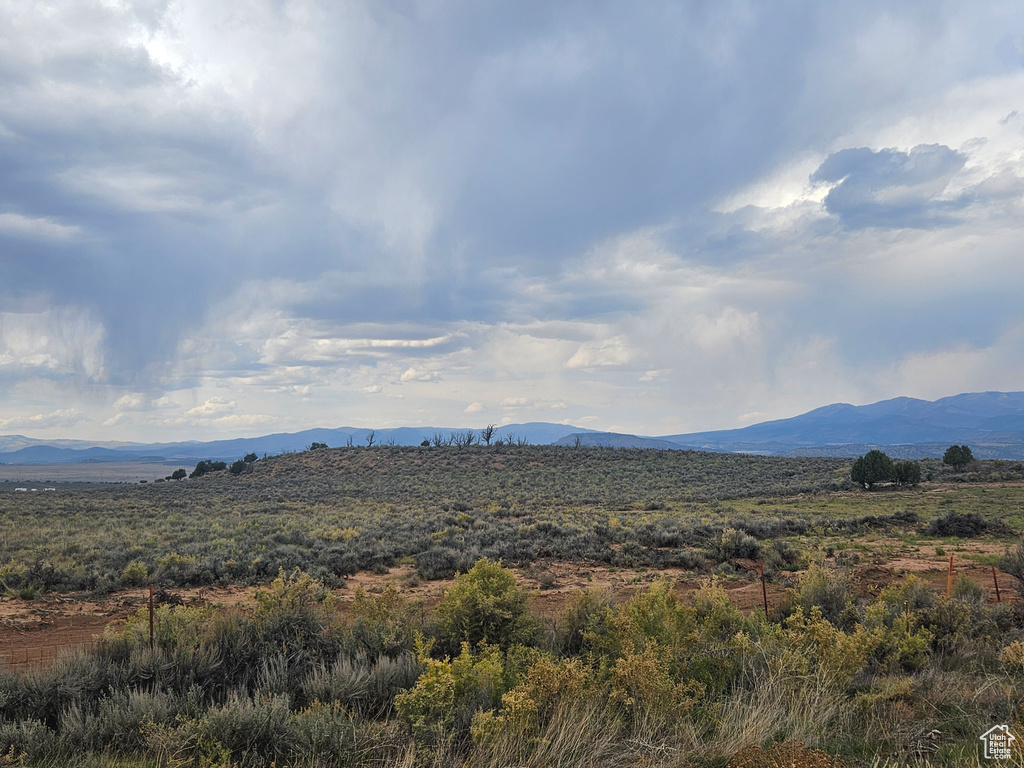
[5,391,1024,463]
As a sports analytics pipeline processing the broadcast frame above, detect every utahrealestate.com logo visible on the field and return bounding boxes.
[980,725,1017,760]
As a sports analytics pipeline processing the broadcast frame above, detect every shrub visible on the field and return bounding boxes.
[395,654,457,743]
[551,589,613,656]
[608,643,705,727]
[924,511,991,537]
[999,640,1024,675]
[782,564,857,630]
[120,560,148,586]
[893,460,921,486]
[301,652,422,717]
[346,583,426,658]
[711,527,760,561]
[1000,537,1024,599]
[783,607,877,689]
[415,546,480,581]
[435,558,537,653]
[471,655,590,752]
[198,692,296,764]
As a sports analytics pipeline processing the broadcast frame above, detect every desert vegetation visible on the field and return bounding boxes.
[0,445,1022,766]
[2,446,1019,593]
[0,559,1021,767]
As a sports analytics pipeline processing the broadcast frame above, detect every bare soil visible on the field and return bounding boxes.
[0,538,1016,670]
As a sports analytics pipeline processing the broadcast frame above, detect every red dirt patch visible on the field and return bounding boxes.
[1,540,1018,671]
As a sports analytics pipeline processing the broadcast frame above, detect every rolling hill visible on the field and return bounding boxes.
[4,391,1024,463]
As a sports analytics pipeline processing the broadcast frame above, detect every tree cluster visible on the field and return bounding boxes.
[850,450,921,490]
[190,460,227,479]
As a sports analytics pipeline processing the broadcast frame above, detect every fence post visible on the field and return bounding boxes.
[946,554,954,598]
[149,584,155,652]
[992,566,1001,603]
[759,561,769,615]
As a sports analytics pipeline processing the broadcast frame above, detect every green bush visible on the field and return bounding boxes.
[435,558,537,653]
[345,583,426,658]
[781,563,858,630]
[120,559,148,586]
[710,527,761,561]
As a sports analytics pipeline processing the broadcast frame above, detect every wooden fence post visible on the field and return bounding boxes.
[759,561,769,615]
[946,554,954,598]
[992,566,1001,603]
[149,584,155,652]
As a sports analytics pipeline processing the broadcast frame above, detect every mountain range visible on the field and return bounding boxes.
[4,391,1024,464]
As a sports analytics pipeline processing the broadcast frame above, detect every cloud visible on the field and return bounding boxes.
[639,370,669,382]
[566,336,633,369]
[0,213,81,241]
[260,330,457,367]
[881,326,1024,402]
[3,2,1024,440]
[185,398,235,417]
[500,397,532,408]
[399,367,440,383]
[811,144,969,229]
[464,401,485,413]
[685,308,760,351]
[0,306,106,381]
[113,393,147,411]
[0,409,84,430]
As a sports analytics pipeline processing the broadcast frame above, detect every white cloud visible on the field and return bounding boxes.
[881,326,1024,402]
[0,408,84,430]
[59,166,208,214]
[500,397,531,408]
[113,393,146,411]
[399,367,440,383]
[260,329,456,366]
[0,213,81,241]
[0,306,106,380]
[566,336,633,369]
[685,308,760,351]
[639,370,669,382]
[185,397,235,417]
[464,401,485,413]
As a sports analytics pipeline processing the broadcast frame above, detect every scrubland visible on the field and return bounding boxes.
[0,445,1022,767]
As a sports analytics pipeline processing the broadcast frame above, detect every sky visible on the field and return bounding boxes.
[2,1,1024,442]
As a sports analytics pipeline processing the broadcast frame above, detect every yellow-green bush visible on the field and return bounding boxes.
[435,558,537,653]
[1000,640,1024,674]
[584,577,696,664]
[395,655,457,741]
[471,655,589,748]
[782,606,877,689]
[347,582,425,657]
[120,559,148,586]
[608,642,705,727]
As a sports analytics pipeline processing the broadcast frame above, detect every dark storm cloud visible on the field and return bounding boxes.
[812,144,968,229]
[3,0,1024,439]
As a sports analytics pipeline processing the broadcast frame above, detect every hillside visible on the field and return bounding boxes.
[6,391,1024,464]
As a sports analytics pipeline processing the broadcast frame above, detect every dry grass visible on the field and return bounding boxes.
[728,740,848,768]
